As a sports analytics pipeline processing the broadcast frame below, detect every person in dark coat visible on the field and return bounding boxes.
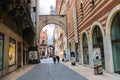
[56,55,60,63]
[52,54,56,64]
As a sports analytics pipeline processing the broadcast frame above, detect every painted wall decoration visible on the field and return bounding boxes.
[0,33,4,70]
[9,38,16,66]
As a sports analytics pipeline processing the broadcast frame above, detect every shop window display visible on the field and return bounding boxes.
[9,38,16,66]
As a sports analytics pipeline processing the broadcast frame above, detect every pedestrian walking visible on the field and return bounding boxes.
[56,55,60,63]
[71,52,76,65]
[52,54,56,64]
[63,50,66,62]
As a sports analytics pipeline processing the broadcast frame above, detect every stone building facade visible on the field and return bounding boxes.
[59,0,120,74]
[55,0,68,60]
[0,0,35,77]
[39,30,47,57]
[54,26,65,60]
[30,0,37,27]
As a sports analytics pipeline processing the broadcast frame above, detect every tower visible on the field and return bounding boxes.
[50,5,54,15]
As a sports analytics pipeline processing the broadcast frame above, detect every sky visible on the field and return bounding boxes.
[39,0,56,45]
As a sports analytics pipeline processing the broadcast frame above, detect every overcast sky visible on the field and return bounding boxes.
[39,0,56,45]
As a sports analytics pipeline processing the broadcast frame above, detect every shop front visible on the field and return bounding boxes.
[29,47,40,64]
[92,26,105,69]
[111,11,120,74]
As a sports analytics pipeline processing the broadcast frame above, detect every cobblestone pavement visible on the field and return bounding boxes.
[17,63,88,80]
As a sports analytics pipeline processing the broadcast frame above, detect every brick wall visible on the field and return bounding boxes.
[76,0,120,40]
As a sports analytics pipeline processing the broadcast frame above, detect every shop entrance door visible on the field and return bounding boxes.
[17,42,21,68]
[111,12,120,74]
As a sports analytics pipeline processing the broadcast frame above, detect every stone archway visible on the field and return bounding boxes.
[106,4,120,35]
[89,21,105,68]
[106,5,120,74]
[80,31,89,65]
[105,4,120,73]
[36,15,67,42]
[37,15,66,35]
[89,21,104,40]
[36,15,69,61]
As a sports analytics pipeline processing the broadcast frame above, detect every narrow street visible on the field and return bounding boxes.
[1,58,119,80]
[1,0,120,79]
[17,58,88,80]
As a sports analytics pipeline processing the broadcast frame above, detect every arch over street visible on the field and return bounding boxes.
[37,15,67,36]
[36,15,69,61]
[36,15,67,44]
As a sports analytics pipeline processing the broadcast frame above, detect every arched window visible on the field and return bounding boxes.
[111,12,120,74]
[82,33,89,65]
[92,26,105,69]
[42,40,45,45]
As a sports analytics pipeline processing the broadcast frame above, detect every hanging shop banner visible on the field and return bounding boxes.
[9,38,16,66]
[0,33,4,70]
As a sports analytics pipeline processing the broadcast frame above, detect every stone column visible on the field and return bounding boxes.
[103,34,114,73]
[65,36,70,62]
[3,35,9,76]
[88,40,94,68]
[66,49,70,62]
[21,43,23,68]
[79,42,83,64]
[36,0,40,45]
[25,52,26,65]
[16,41,18,69]
[37,45,40,62]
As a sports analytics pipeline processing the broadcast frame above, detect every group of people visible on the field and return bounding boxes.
[52,54,60,64]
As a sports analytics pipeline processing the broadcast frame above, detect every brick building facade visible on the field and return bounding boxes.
[58,0,120,74]
[54,0,67,60]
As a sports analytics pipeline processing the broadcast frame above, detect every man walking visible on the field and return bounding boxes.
[52,54,56,64]
[56,55,60,63]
